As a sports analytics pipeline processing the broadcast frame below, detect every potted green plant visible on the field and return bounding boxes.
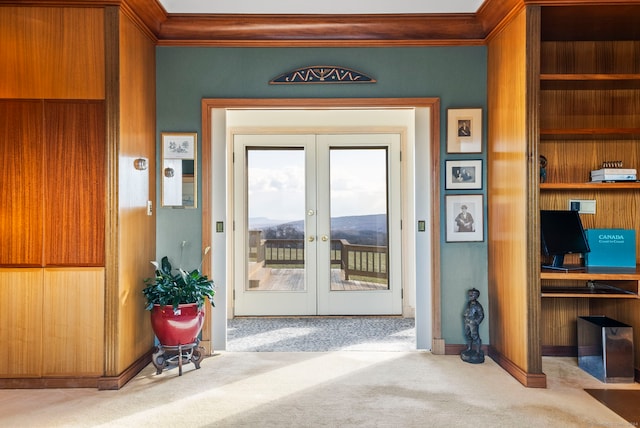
[143,242,215,346]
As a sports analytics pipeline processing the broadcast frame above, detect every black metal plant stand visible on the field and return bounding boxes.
[151,341,203,376]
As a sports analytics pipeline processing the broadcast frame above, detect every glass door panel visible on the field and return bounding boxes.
[316,134,402,315]
[329,148,389,291]
[233,134,317,316]
[246,148,306,293]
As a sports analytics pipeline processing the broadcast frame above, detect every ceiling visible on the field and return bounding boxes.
[156,0,487,15]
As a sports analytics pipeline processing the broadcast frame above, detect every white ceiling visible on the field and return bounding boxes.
[158,0,486,15]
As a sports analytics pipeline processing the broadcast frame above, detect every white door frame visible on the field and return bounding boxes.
[201,98,442,353]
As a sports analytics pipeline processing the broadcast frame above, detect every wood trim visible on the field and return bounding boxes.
[200,102,213,347]
[525,4,543,377]
[0,349,152,390]
[0,377,101,389]
[478,0,523,34]
[97,349,153,390]
[122,0,166,36]
[201,97,441,347]
[8,1,640,47]
[156,14,484,47]
[429,100,443,349]
[489,346,547,388]
[103,5,121,377]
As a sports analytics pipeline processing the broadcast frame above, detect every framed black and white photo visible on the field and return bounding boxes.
[445,194,484,242]
[162,132,196,159]
[445,160,482,190]
[447,108,482,153]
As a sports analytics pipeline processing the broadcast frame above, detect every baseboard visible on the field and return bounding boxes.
[0,376,101,389]
[444,343,489,355]
[97,349,154,390]
[488,346,547,388]
[542,345,577,357]
[0,349,153,390]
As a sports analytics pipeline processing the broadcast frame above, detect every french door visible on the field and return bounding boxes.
[233,133,402,315]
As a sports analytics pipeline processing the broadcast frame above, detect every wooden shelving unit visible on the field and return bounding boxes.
[537,17,640,364]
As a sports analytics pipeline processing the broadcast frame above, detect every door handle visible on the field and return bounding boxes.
[321,235,329,242]
[308,236,315,242]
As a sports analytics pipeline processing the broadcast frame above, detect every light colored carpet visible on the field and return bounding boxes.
[0,354,637,427]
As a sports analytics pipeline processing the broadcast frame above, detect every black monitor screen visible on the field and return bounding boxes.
[540,210,590,270]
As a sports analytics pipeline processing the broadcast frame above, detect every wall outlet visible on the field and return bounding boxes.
[568,199,596,214]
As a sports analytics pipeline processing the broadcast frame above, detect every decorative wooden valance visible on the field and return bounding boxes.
[270,66,376,84]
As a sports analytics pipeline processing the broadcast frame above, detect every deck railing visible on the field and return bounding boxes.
[250,232,387,280]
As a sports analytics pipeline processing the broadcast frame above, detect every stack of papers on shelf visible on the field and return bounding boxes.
[590,168,637,182]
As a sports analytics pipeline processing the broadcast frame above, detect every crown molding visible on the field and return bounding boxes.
[7,0,639,46]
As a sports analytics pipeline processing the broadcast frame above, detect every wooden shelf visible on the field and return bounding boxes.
[540,128,640,140]
[540,182,640,190]
[541,289,638,299]
[540,73,640,90]
[541,266,640,299]
[541,265,640,280]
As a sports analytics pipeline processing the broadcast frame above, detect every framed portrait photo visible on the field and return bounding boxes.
[447,108,482,153]
[445,194,484,242]
[445,160,482,190]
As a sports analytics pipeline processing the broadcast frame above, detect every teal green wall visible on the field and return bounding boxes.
[156,46,488,346]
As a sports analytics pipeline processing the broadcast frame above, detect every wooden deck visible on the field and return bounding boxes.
[250,268,388,291]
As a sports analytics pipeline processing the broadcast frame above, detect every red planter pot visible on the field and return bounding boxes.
[150,303,204,346]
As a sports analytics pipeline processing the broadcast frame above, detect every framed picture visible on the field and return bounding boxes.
[445,160,482,190]
[162,132,197,159]
[447,108,482,153]
[445,194,484,242]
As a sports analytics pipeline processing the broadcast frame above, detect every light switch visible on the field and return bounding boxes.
[568,199,596,214]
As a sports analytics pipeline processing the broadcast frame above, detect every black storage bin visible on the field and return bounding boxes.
[577,316,634,383]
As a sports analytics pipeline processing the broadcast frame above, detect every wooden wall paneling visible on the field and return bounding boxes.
[0,6,105,100]
[0,269,44,377]
[116,9,157,373]
[487,7,543,383]
[541,41,640,74]
[0,100,45,266]
[539,140,639,184]
[541,297,589,348]
[540,90,640,130]
[43,100,106,266]
[42,268,105,375]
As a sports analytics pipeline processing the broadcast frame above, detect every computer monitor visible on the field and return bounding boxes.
[540,209,591,271]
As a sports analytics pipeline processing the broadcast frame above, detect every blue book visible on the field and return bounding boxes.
[585,229,636,268]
